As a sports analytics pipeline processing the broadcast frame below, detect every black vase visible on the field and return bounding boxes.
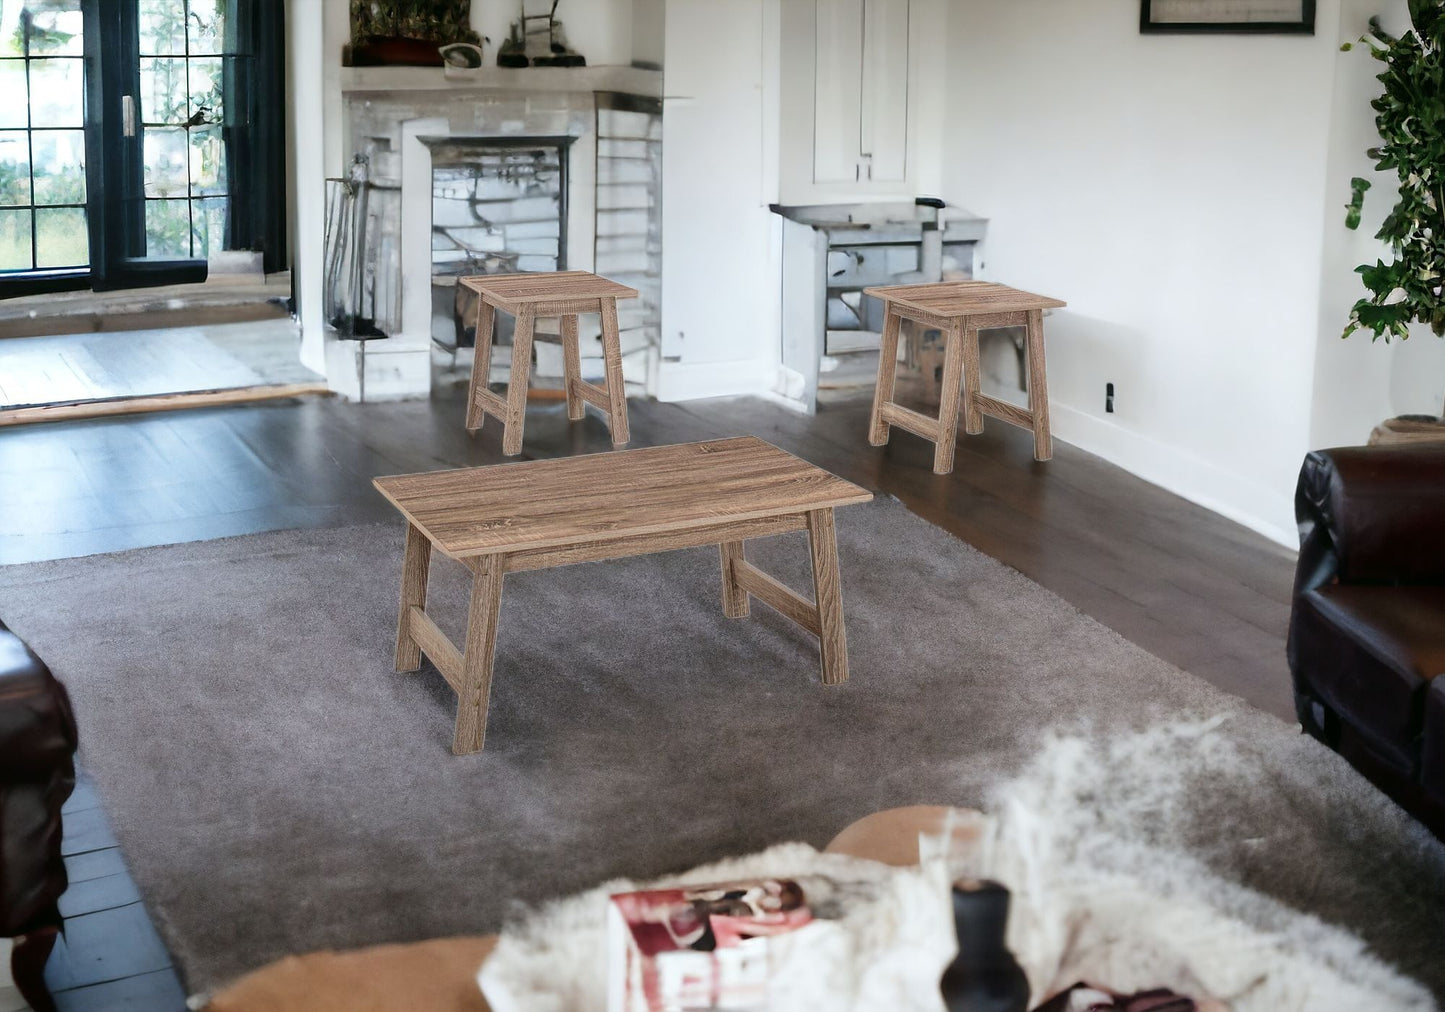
[940,880,1031,1012]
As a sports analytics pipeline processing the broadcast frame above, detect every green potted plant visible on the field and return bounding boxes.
[1342,1,1445,442]
[347,0,482,67]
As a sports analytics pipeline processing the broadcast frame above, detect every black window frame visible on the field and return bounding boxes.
[0,0,289,300]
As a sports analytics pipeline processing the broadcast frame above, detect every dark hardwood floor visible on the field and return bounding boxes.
[0,380,1298,1008]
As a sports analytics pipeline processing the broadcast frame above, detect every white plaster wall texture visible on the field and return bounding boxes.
[631,0,666,67]
[658,0,780,397]
[943,0,1346,544]
[291,0,328,376]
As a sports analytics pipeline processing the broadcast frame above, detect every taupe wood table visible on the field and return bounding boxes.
[374,437,873,755]
[864,281,1067,472]
[460,271,638,455]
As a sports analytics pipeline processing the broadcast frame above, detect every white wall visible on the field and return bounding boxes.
[1309,0,1445,449]
[657,0,781,400]
[290,0,327,375]
[632,0,665,67]
[943,0,1346,545]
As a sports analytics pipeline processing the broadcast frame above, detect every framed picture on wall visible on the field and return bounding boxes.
[1140,0,1316,33]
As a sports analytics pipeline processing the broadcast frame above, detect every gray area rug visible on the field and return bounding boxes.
[0,498,1441,999]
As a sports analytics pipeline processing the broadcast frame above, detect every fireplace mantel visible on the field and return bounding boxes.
[340,65,662,97]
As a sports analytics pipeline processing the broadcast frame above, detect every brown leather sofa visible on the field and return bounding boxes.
[1288,444,1445,835]
[0,620,78,1012]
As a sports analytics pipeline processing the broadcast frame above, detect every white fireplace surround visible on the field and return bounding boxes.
[330,72,658,401]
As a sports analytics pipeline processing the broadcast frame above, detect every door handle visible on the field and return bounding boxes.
[122,95,136,138]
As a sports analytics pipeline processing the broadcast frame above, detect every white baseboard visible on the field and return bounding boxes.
[656,358,773,402]
[1049,403,1298,550]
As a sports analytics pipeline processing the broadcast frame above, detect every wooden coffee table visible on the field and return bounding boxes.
[374,438,873,755]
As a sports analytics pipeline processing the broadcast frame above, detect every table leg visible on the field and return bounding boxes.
[453,555,505,755]
[501,306,535,456]
[719,541,749,619]
[600,298,630,447]
[869,306,902,446]
[1026,308,1052,461]
[465,300,495,433]
[394,522,433,672]
[962,322,983,435]
[807,508,848,685]
[933,323,965,475]
[561,314,584,421]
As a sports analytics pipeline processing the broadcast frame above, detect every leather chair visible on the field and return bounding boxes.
[1288,444,1445,835]
[0,620,78,1012]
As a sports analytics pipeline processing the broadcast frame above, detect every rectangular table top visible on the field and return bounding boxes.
[863,281,1066,317]
[457,271,638,308]
[373,437,873,558]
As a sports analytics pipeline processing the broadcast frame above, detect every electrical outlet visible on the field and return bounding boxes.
[1105,382,1115,414]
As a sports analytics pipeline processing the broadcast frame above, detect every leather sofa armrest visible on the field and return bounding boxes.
[0,628,77,781]
[0,621,78,937]
[1294,445,1445,593]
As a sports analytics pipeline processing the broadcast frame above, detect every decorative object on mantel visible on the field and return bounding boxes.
[1341,5,1445,443]
[440,41,487,79]
[346,0,482,67]
[497,0,586,68]
[1139,0,1315,34]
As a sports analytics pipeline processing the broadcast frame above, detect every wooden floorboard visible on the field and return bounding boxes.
[0,381,1299,1007]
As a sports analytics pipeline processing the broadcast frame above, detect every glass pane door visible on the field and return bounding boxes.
[0,0,89,276]
[0,0,283,294]
[133,0,228,260]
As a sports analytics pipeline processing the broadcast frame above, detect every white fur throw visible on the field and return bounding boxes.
[479,719,1435,1011]
[954,717,1434,1011]
[479,844,958,1012]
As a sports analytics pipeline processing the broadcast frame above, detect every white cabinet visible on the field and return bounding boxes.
[780,0,938,202]
[810,1,868,184]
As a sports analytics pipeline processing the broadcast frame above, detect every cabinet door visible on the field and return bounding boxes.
[812,0,863,184]
[860,0,909,183]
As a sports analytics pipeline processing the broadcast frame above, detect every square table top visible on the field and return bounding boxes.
[373,437,873,559]
[457,271,638,308]
[863,281,1066,317]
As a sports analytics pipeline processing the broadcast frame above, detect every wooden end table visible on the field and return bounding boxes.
[374,437,873,755]
[863,281,1067,472]
[459,271,639,455]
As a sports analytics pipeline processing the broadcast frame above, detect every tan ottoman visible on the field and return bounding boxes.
[205,936,498,1012]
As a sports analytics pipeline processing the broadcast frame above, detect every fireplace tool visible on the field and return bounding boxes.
[324,156,389,401]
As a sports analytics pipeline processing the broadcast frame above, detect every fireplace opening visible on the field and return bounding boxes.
[425,136,575,352]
